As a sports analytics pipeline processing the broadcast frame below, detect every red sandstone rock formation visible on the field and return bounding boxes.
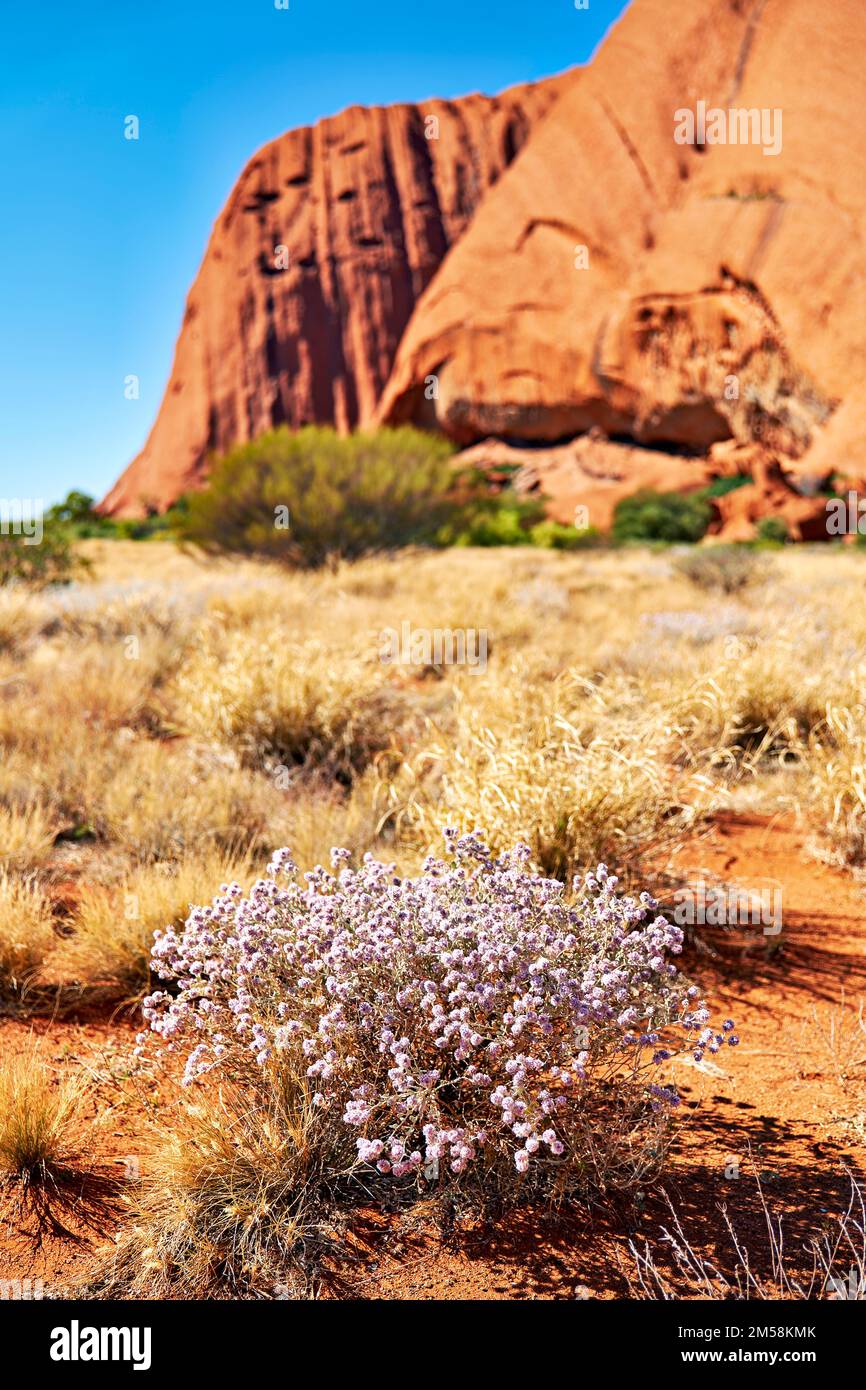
[104,0,866,532]
[453,435,718,534]
[101,78,569,515]
[378,0,866,514]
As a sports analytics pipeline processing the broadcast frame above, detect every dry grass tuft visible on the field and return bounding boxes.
[0,803,57,875]
[0,588,49,653]
[810,707,866,865]
[172,630,405,778]
[0,1045,89,1186]
[83,1066,358,1299]
[377,672,699,886]
[56,848,257,1000]
[669,642,835,773]
[0,871,56,996]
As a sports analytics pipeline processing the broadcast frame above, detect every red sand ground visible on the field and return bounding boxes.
[1,814,863,1299]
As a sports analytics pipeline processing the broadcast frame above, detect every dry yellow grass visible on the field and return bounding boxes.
[374,669,701,886]
[0,804,57,875]
[0,588,49,653]
[0,1044,90,1183]
[810,706,866,865]
[85,1067,353,1298]
[55,846,258,999]
[172,627,404,774]
[4,534,864,1306]
[1,538,864,996]
[0,872,56,997]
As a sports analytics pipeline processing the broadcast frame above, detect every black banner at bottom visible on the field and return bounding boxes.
[0,1295,857,1377]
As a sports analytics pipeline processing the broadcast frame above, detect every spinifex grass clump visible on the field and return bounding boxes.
[0,1048,87,1187]
[141,833,737,1212]
[0,871,56,999]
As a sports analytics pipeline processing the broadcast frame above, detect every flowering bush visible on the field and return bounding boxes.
[141,832,737,1201]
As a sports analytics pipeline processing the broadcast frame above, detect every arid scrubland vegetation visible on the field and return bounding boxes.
[1,537,865,1299]
[6,0,866,1328]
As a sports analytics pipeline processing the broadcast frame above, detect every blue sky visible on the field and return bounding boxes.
[0,0,630,505]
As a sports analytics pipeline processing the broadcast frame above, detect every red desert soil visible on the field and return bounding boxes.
[1,814,863,1300]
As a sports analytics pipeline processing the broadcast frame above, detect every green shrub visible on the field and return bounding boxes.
[45,490,111,537]
[528,519,602,550]
[612,490,713,544]
[673,545,770,594]
[444,500,539,547]
[0,524,89,589]
[433,464,545,547]
[46,491,189,542]
[113,502,190,540]
[755,516,789,546]
[175,427,456,568]
[698,474,752,500]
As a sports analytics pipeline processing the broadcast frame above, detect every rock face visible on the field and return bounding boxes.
[379,0,866,506]
[101,78,569,515]
[105,0,866,538]
[453,434,720,534]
